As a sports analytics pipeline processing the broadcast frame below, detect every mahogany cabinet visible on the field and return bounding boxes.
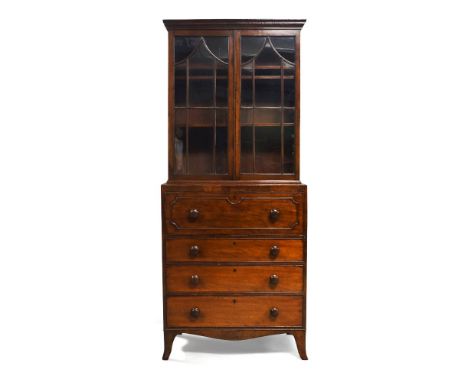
[161,19,307,360]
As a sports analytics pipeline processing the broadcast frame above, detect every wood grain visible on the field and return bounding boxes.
[165,191,303,235]
[166,238,303,262]
[167,296,303,327]
[166,265,303,292]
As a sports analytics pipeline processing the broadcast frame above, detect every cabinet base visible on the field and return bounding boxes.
[162,329,307,360]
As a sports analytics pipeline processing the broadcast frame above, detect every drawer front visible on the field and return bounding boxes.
[166,238,303,263]
[167,296,303,327]
[166,265,303,293]
[164,192,304,235]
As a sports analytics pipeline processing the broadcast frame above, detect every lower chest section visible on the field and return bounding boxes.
[162,183,307,330]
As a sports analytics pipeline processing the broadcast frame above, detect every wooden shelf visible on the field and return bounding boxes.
[174,106,229,109]
[240,123,295,127]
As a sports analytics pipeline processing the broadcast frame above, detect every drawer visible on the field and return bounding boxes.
[166,238,303,262]
[166,296,303,327]
[163,192,304,235]
[166,265,303,293]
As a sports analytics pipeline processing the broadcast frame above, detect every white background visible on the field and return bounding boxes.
[1,0,468,381]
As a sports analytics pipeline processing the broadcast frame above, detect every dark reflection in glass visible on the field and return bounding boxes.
[241,37,266,63]
[284,108,295,123]
[215,126,228,174]
[255,40,282,67]
[255,127,281,173]
[216,109,228,126]
[240,35,296,174]
[284,79,295,107]
[256,79,281,106]
[240,126,253,173]
[241,78,253,106]
[173,36,230,176]
[256,67,281,76]
[188,127,213,174]
[284,126,295,173]
[216,64,228,107]
[241,62,253,106]
[270,37,296,63]
[189,80,213,106]
[175,37,201,63]
[175,63,186,106]
[189,45,214,106]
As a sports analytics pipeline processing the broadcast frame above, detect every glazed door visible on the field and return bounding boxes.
[236,31,300,179]
[170,32,234,178]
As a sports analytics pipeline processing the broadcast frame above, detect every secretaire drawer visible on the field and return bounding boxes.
[163,192,305,235]
[166,265,303,293]
[166,238,303,262]
[167,296,303,328]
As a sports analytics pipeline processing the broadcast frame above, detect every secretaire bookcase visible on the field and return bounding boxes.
[161,19,308,360]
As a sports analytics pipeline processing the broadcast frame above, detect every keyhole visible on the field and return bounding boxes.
[233,268,237,272]
[232,299,237,304]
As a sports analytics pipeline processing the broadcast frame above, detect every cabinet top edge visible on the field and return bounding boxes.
[163,19,306,31]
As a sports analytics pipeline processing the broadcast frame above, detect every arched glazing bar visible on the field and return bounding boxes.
[241,36,295,66]
[175,37,228,65]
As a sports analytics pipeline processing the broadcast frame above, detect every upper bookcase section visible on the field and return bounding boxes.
[163,19,306,31]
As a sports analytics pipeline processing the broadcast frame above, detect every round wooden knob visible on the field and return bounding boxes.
[188,209,199,221]
[270,307,279,318]
[190,307,200,318]
[270,245,280,258]
[189,245,200,257]
[190,274,200,286]
[269,274,279,286]
[269,208,280,221]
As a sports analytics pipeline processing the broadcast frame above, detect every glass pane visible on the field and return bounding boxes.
[255,126,281,173]
[216,64,228,107]
[189,109,214,127]
[215,109,228,174]
[241,37,266,64]
[204,37,229,63]
[256,67,281,76]
[255,108,281,124]
[173,36,229,176]
[216,109,228,126]
[175,109,186,128]
[189,43,214,107]
[241,62,253,106]
[284,108,295,123]
[240,108,252,125]
[188,127,213,175]
[215,126,228,174]
[256,79,281,107]
[270,37,296,63]
[284,78,295,107]
[284,126,295,173]
[240,35,297,175]
[255,39,282,67]
[175,37,201,63]
[240,126,253,173]
[189,79,213,106]
[174,63,186,106]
